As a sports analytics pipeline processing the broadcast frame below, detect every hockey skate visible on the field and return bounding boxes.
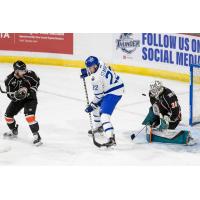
[3,124,19,139]
[103,135,116,148]
[33,132,43,146]
[186,134,197,146]
[88,126,103,135]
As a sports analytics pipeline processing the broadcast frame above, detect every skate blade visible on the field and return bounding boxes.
[185,142,197,146]
[103,142,117,148]
[107,144,117,148]
[88,132,104,137]
[3,135,18,140]
[184,138,197,146]
[34,141,43,147]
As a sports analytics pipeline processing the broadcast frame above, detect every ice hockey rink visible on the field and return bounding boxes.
[0,63,200,165]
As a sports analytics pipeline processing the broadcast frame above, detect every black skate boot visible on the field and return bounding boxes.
[3,124,19,139]
[103,135,116,148]
[186,134,197,146]
[88,126,103,135]
[33,132,42,146]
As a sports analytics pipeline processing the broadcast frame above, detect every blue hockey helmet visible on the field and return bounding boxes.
[85,56,99,68]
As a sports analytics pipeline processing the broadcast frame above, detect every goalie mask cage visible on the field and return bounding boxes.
[190,64,200,126]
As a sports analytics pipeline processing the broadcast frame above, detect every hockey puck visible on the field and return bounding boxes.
[131,133,135,140]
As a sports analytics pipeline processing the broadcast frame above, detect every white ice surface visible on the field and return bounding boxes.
[0,63,200,165]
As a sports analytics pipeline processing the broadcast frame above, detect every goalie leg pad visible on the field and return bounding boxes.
[146,127,190,144]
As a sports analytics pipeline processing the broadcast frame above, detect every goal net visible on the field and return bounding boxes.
[190,64,200,126]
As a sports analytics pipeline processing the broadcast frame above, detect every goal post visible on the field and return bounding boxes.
[189,64,200,126]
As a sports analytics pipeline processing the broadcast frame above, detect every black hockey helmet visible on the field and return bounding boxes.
[13,60,27,71]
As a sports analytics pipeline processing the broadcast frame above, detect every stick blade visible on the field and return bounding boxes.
[131,133,136,140]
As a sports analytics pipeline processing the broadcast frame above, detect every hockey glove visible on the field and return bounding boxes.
[142,107,157,125]
[14,87,28,100]
[80,68,88,79]
[158,115,170,131]
[85,102,98,113]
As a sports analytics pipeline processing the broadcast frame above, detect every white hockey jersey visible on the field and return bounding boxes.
[90,61,124,104]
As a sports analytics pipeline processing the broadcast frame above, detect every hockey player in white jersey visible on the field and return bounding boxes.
[81,56,124,147]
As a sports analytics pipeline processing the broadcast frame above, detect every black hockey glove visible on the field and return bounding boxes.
[85,102,98,113]
[14,87,28,100]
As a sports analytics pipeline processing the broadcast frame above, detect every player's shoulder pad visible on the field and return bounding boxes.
[26,70,39,78]
[26,70,35,75]
[98,60,105,66]
[4,72,14,83]
[164,87,176,98]
[149,91,153,97]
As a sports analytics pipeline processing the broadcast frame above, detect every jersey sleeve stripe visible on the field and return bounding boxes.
[104,83,124,94]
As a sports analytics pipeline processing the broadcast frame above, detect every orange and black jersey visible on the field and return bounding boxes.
[5,70,40,102]
[149,87,181,122]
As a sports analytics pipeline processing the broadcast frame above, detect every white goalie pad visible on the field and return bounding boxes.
[146,126,185,139]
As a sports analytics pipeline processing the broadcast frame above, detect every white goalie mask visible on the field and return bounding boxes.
[149,80,164,99]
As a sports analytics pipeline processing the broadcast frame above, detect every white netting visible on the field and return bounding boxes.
[191,65,200,124]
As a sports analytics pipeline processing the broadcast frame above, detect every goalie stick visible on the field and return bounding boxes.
[131,124,148,140]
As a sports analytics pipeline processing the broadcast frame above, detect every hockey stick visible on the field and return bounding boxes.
[0,85,7,94]
[82,78,102,148]
[129,93,148,140]
[131,125,148,140]
[0,85,14,95]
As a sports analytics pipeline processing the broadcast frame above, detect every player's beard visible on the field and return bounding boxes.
[14,70,26,78]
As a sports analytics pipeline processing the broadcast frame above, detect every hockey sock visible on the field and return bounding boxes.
[5,117,16,130]
[101,113,114,138]
[25,115,39,133]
